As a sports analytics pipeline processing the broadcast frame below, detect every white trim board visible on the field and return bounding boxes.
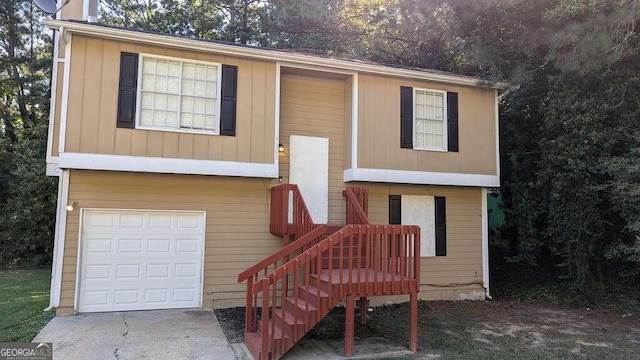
[344,168,500,187]
[45,20,507,90]
[57,32,72,155]
[481,187,491,299]
[50,170,70,309]
[58,152,278,178]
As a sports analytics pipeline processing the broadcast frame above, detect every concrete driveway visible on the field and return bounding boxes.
[33,309,247,360]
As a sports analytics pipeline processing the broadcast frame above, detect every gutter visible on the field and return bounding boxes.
[43,19,508,90]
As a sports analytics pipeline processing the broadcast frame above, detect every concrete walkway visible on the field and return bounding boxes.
[33,309,244,360]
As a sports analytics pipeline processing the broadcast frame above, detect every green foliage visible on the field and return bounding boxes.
[0,0,56,268]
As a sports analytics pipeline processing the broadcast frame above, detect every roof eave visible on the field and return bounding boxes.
[44,19,508,90]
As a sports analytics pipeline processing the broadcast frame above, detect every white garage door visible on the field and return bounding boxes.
[78,210,205,312]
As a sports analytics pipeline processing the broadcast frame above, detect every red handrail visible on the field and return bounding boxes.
[343,187,370,225]
[270,184,316,237]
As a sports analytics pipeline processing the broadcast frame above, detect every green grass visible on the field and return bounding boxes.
[0,269,54,342]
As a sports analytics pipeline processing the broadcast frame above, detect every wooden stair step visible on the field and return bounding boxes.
[244,332,261,359]
[258,319,292,340]
[273,308,306,326]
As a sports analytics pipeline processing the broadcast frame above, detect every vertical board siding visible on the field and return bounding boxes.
[357,73,497,175]
[63,35,276,164]
[58,170,282,312]
[279,74,347,225]
[363,184,485,299]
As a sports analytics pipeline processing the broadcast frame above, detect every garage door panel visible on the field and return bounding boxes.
[78,210,204,312]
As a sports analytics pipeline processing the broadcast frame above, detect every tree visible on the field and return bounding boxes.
[0,0,56,267]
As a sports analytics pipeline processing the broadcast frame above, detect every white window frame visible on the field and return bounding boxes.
[413,87,448,152]
[135,53,224,135]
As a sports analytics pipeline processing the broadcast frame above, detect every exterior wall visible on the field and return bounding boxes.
[57,170,281,314]
[364,183,485,301]
[357,73,497,175]
[62,35,276,164]
[278,71,484,301]
[278,73,347,225]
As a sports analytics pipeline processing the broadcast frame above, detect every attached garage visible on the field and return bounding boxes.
[77,209,205,312]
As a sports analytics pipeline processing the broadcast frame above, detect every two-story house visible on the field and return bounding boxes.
[43,1,503,358]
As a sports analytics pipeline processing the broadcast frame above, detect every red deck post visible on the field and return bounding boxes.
[409,292,418,352]
[345,294,355,357]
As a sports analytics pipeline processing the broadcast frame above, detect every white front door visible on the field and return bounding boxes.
[289,135,330,223]
[78,210,205,312]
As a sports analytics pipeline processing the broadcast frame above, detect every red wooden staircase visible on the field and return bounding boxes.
[238,185,420,359]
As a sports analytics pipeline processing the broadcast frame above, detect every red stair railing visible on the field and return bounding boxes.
[270,184,317,242]
[253,224,420,358]
[343,187,370,225]
[237,225,328,336]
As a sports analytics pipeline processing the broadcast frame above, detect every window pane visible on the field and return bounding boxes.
[140,109,153,126]
[416,133,425,148]
[205,100,216,116]
[434,121,443,135]
[194,80,207,97]
[415,92,425,105]
[195,65,207,80]
[157,60,168,76]
[180,113,192,128]
[426,106,434,119]
[425,93,434,106]
[425,134,434,148]
[166,111,179,127]
[181,96,193,113]
[193,97,206,114]
[434,135,443,148]
[154,93,167,111]
[143,58,155,74]
[141,92,154,110]
[167,95,179,112]
[167,76,180,94]
[142,74,154,92]
[434,93,444,106]
[192,114,205,129]
[434,106,443,120]
[153,110,166,127]
[168,61,181,77]
[206,81,217,98]
[155,76,168,93]
[206,67,217,82]
[182,79,194,96]
[204,115,216,131]
[183,63,195,80]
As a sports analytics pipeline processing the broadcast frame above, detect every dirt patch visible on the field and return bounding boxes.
[215,300,640,359]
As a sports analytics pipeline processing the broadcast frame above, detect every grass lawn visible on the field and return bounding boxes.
[0,269,54,342]
[217,300,640,360]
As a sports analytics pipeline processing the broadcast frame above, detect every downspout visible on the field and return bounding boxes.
[45,169,70,311]
[481,188,492,299]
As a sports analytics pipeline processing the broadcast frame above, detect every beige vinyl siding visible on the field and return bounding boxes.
[63,35,276,164]
[364,184,484,300]
[357,73,497,175]
[57,170,281,314]
[278,73,347,225]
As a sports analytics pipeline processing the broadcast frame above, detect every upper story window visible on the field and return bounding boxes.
[137,55,222,134]
[414,88,447,151]
[400,86,457,152]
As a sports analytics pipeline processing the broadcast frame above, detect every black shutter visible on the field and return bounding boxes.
[435,197,447,256]
[400,86,413,149]
[389,195,402,225]
[447,92,459,152]
[117,52,139,129]
[220,65,238,136]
